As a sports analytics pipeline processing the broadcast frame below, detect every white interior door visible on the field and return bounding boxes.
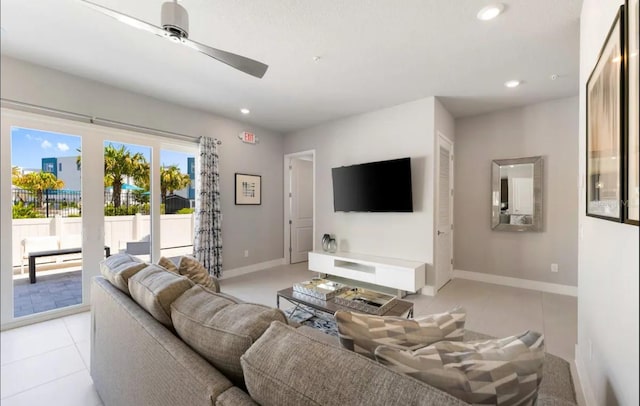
[511,177,534,215]
[435,133,454,291]
[289,158,313,263]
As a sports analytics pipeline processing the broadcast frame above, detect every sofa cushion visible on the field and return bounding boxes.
[178,256,220,292]
[99,253,147,294]
[240,321,466,406]
[128,264,194,328]
[335,306,466,359]
[171,285,287,386]
[375,330,545,406]
[157,256,179,273]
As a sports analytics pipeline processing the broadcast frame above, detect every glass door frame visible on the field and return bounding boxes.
[1,108,197,329]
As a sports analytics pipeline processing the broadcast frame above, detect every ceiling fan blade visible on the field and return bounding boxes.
[182,38,269,79]
[80,0,167,38]
[79,0,268,79]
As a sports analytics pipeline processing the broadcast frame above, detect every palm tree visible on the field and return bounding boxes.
[104,144,149,208]
[160,165,191,203]
[13,171,65,207]
[11,166,21,183]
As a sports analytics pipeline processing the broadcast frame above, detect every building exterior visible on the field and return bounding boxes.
[42,156,81,191]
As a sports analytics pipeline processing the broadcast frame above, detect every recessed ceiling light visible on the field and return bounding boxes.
[504,80,521,88]
[477,4,504,21]
[313,56,321,62]
[240,108,250,115]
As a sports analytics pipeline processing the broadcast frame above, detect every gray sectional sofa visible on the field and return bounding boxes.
[90,275,577,406]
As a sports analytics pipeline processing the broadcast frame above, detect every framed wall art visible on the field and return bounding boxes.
[625,0,639,225]
[586,6,625,222]
[235,173,261,205]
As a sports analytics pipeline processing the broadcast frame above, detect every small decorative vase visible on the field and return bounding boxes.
[327,238,337,253]
[322,234,331,252]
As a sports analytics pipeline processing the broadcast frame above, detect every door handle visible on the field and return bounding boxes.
[437,230,444,236]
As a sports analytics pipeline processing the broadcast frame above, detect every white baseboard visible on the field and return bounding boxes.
[453,269,577,297]
[1,304,91,332]
[219,258,286,280]
[575,344,597,406]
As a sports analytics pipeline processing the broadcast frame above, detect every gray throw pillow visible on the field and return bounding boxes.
[157,256,179,273]
[240,321,466,406]
[178,256,220,292]
[375,330,545,406]
[171,285,287,386]
[99,253,147,294]
[128,264,194,328]
[335,306,466,359]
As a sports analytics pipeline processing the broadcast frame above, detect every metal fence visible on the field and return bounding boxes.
[12,189,82,218]
[12,189,142,218]
[12,189,193,218]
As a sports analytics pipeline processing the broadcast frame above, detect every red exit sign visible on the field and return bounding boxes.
[240,131,256,144]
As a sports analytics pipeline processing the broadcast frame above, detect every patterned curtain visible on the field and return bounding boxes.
[194,136,222,277]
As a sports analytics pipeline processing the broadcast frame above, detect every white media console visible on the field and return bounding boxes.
[308,251,425,293]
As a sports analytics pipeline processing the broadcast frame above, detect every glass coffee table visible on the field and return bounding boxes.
[276,287,414,319]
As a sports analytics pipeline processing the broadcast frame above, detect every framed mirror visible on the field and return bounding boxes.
[491,156,543,231]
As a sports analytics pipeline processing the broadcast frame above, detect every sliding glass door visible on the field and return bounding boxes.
[9,126,85,317]
[1,108,197,329]
[1,109,104,327]
[159,148,196,258]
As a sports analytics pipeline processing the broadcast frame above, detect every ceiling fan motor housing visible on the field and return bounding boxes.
[161,1,189,39]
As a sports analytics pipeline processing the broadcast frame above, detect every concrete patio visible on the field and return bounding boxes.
[13,271,82,318]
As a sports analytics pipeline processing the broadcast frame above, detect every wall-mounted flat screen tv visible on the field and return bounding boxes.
[332,157,413,212]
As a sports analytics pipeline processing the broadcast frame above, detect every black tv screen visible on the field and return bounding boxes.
[332,157,413,212]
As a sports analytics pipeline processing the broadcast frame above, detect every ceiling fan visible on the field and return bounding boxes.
[79,0,268,78]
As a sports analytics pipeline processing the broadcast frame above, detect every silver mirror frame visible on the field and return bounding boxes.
[491,156,543,232]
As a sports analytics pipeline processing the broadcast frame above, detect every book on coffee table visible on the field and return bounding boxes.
[292,278,349,300]
[333,287,397,315]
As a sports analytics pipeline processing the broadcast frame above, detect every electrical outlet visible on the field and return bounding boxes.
[551,263,559,273]
[244,250,249,258]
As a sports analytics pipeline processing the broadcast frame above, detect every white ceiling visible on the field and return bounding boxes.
[0,0,582,133]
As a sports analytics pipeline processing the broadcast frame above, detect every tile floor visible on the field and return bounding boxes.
[1,262,583,405]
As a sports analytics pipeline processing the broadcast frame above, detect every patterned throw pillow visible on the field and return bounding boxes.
[374,330,545,406]
[157,256,179,273]
[178,256,220,292]
[335,306,466,359]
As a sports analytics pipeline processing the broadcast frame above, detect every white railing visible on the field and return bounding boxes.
[11,214,194,267]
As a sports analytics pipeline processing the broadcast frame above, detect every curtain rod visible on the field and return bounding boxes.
[0,98,221,145]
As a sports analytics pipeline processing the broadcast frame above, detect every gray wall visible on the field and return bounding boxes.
[454,96,578,286]
[576,1,639,405]
[434,97,455,142]
[285,97,441,288]
[1,56,285,270]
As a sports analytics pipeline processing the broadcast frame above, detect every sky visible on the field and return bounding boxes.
[11,126,193,172]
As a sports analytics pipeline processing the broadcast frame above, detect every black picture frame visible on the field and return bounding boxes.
[625,0,640,226]
[234,173,261,205]
[586,6,625,222]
